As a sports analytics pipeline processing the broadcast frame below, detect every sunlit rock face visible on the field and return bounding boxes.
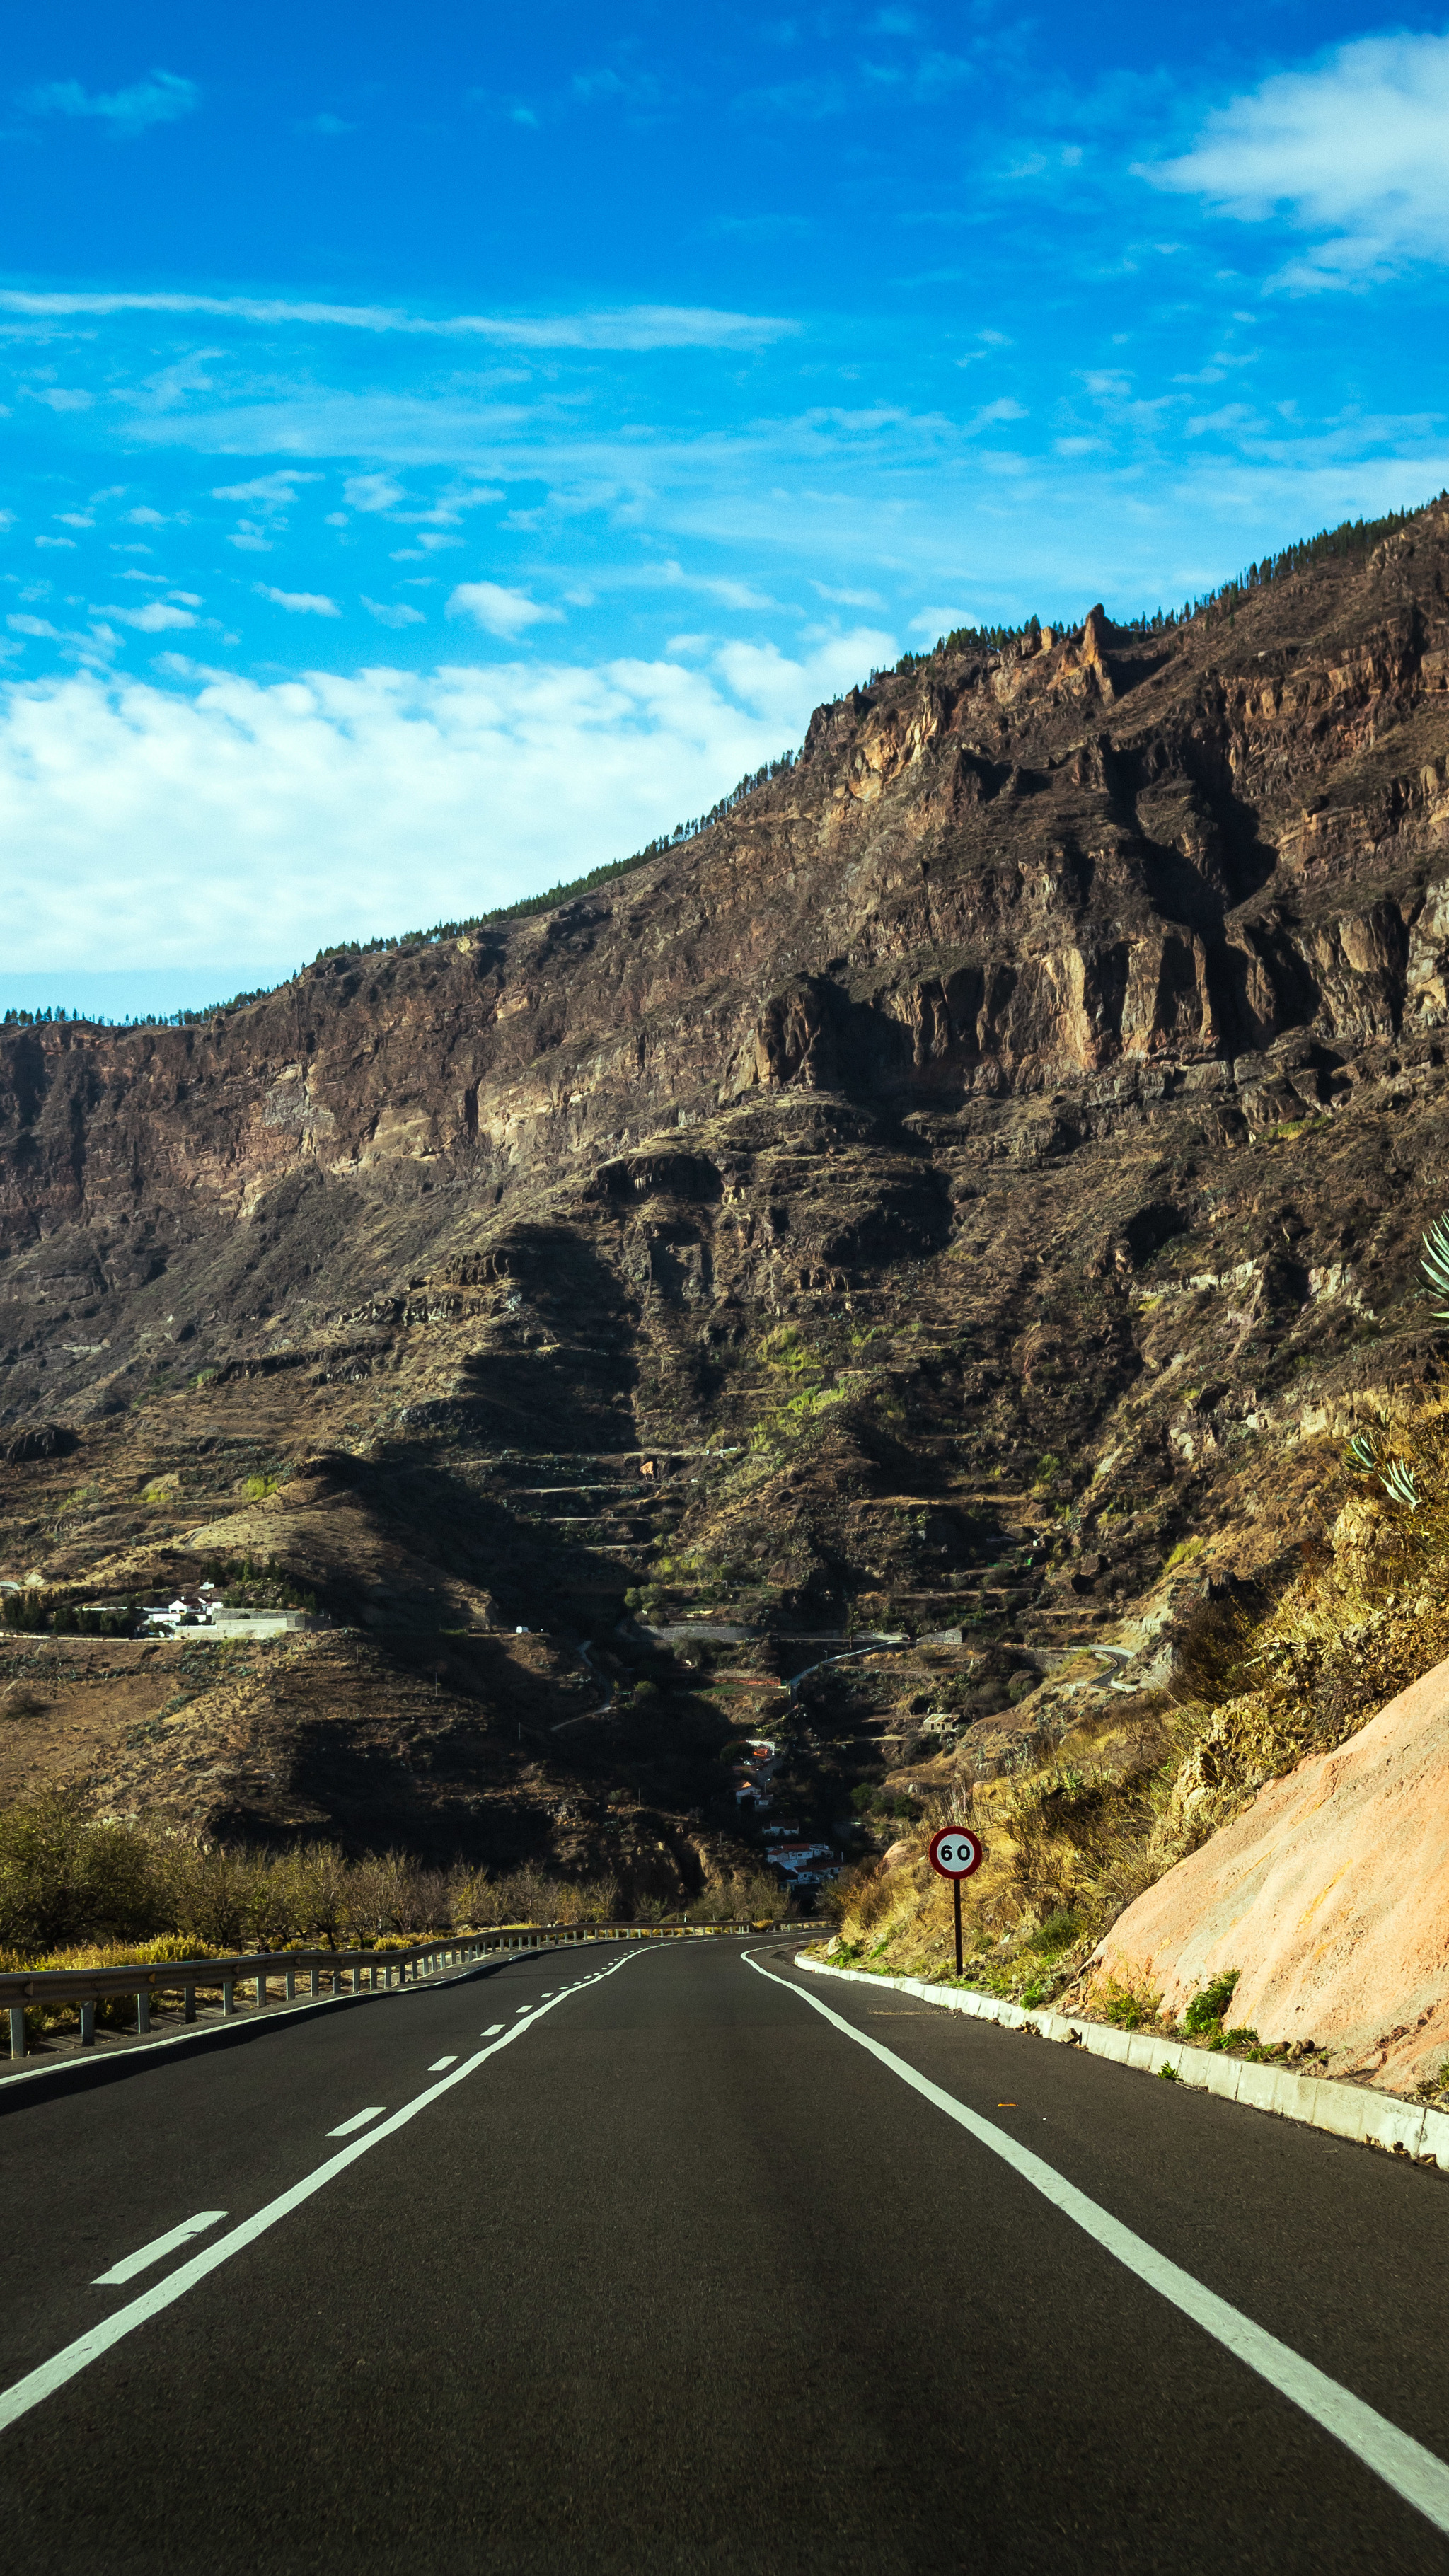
[1094,1651,1449,2095]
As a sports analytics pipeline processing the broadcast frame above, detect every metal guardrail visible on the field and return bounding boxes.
[1,1917,822,2061]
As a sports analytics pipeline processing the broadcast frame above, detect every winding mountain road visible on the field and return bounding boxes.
[4,1937,1448,2572]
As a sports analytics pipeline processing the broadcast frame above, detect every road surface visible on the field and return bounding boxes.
[4,1935,1449,2572]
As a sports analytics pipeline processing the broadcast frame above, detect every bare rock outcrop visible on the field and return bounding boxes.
[1094,1655,1449,2093]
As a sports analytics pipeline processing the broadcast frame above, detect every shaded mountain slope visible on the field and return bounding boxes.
[4,501,1449,1880]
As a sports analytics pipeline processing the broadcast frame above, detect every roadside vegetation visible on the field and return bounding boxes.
[0,1789,791,1975]
[820,1381,1449,2041]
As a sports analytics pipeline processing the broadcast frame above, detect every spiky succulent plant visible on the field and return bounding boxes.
[1423,1214,1449,1320]
[1342,1428,1421,1508]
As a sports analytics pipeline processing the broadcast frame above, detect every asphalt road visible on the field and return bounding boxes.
[4,1936,1449,2574]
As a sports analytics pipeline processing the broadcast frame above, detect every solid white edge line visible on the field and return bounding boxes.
[92,2212,228,2287]
[741,1948,1449,2539]
[0,1947,650,2437]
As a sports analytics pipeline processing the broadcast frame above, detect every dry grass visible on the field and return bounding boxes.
[822,1393,1449,2009]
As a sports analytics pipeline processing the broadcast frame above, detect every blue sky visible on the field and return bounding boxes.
[2,1,1448,1011]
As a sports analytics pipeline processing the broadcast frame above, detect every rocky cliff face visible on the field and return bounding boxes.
[4,502,1449,1885]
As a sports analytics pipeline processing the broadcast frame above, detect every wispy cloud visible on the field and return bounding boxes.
[1141,33,1449,289]
[732,76,848,121]
[258,587,341,616]
[213,470,323,506]
[344,473,406,512]
[0,289,796,350]
[363,597,425,627]
[446,581,565,637]
[21,70,199,137]
[95,600,197,631]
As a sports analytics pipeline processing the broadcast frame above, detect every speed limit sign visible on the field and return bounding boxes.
[928,1827,982,1879]
[928,1826,983,1974]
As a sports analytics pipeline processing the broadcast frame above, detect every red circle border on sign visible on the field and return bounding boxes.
[928,1826,983,1880]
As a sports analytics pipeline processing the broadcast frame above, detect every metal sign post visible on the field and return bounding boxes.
[928,1826,983,1976]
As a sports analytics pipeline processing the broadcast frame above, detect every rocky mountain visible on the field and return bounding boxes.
[4,496,1449,1894]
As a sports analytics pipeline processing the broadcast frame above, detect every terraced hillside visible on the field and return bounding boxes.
[4,499,1449,1891]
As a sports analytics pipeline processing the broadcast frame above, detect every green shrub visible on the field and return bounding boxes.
[1028,1907,1085,1957]
[1098,1977,1160,2030]
[1183,1969,1240,2035]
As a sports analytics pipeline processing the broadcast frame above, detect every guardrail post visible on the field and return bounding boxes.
[256,1969,267,2009]
[80,2000,96,2046]
[221,1978,235,2016]
[136,1989,150,2035]
[284,1965,296,2002]
[309,1966,319,1997]
[183,1984,196,2023]
[8,2004,24,2060]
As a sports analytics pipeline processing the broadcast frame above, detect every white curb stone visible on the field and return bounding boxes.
[796,1956,1449,2170]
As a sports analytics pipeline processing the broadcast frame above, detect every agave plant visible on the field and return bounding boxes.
[1342,1428,1421,1508]
[1424,1214,1449,1321]
[1380,1458,1422,1511]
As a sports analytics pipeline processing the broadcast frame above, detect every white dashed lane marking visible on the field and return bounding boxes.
[0,1947,652,2439]
[93,2214,228,2287]
[326,2107,386,2139]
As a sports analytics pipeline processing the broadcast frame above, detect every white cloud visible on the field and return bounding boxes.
[363,598,426,627]
[0,635,891,970]
[344,473,405,512]
[713,628,895,729]
[258,587,341,616]
[446,582,565,638]
[96,601,197,632]
[645,564,777,609]
[212,470,323,506]
[909,604,974,635]
[35,536,76,550]
[35,389,93,412]
[0,289,795,349]
[1141,33,1449,287]
[22,71,199,137]
[8,615,59,639]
